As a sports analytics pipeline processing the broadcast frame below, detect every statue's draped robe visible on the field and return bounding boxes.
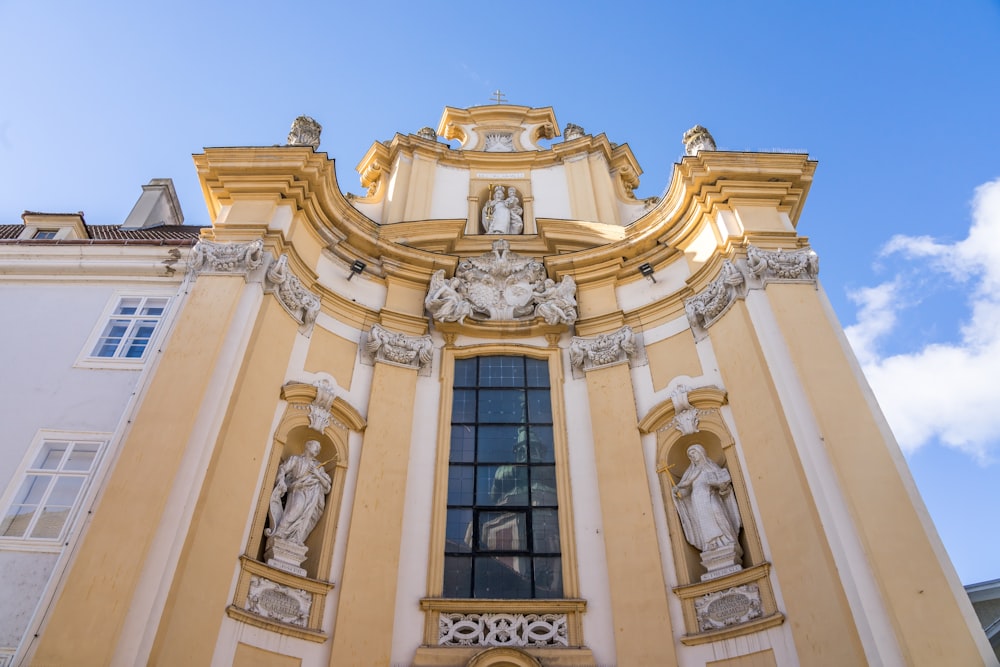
[268,454,332,545]
[675,461,741,552]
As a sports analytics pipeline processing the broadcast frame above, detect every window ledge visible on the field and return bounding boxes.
[420,597,587,614]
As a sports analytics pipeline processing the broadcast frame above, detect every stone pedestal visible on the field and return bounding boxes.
[265,538,309,576]
[700,543,743,581]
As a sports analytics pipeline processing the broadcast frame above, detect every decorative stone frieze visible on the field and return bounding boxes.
[265,254,321,334]
[246,575,312,628]
[363,323,433,375]
[694,584,762,632]
[189,239,264,279]
[684,260,745,334]
[745,244,819,286]
[683,124,716,156]
[425,240,577,326]
[438,613,569,648]
[569,325,643,377]
[286,115,322,149]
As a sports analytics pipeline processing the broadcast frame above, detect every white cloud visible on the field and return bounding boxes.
[846,178,1000,463]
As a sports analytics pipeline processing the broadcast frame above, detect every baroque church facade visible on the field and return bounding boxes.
[0,104,994,666]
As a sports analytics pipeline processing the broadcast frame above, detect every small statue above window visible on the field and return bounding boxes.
[481,185,523,235]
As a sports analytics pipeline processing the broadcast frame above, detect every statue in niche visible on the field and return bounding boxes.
[672,444,744,580]
[266,440,332,546]
[481,185,522,235]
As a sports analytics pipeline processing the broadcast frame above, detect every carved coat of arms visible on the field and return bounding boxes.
[425,240,577,325]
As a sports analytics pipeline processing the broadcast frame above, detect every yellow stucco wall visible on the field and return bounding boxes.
[304,325,357,391]
[31,276,247,666]
[327,361,420,666]
[583,362,678,665]
[708,300,867,665]
[646,330,702,391]
[233,642,302,667]
[148,297,299,665]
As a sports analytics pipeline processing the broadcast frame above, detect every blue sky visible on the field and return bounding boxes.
[2,1,998,584]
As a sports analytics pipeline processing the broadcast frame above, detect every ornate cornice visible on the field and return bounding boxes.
[194,145,815,298]
[362,323,433,374]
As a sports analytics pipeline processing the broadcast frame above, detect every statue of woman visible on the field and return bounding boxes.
[266,440,332,546]
[672,444,741,553]
[482,185,512,234]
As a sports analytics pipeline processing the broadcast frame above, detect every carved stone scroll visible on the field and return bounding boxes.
[307,378,336,432]
[246,575,312,628]
[694,584,762,632]
[569,325,643,377]
[438,613,569,648]
[265,254,321,334]
[660,384,722,436]
[189,239,264,279]
[364,324,433,375]
[425,240,578,326]
[684,260,745,335]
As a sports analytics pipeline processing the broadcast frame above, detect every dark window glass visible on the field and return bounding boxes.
[443,356,562,599]
[525,357,550,388]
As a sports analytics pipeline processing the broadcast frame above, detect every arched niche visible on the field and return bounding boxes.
[228,381,365,641]
[472,182,530,235]
[245,380,364,580]
[639,388,783,641]
[639,388,764,586]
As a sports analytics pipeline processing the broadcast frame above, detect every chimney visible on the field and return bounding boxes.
[121,178,184,229]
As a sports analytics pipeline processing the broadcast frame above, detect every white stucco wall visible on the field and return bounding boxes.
[531,165,573,220]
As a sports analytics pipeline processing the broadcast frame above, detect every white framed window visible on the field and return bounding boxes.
[0,436,106,545]
[77,293,173,369]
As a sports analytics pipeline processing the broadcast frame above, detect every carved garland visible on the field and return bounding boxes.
[265,254,321,333]
[569,325,642,374]
[189,239,264,278]
[684,245,819,335]
[364,324,433,374]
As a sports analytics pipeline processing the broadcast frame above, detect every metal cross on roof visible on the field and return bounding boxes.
[491,89,507,104]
